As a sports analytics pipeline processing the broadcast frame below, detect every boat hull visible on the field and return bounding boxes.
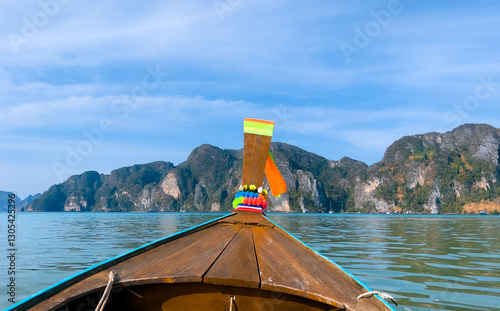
[7,212,395,311]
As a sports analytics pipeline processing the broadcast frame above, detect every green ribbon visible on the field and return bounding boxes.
[244,120,274,136]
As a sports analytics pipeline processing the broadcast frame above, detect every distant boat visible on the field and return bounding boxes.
[7,119,396,311]
[329,202,334,214]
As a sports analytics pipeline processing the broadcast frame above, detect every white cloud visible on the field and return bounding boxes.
[2,0,498,96]
[1,1,500,196]
[0,95,112,131]
[0,134,71,151]
[336,129,401,151]
[0,1,364,89]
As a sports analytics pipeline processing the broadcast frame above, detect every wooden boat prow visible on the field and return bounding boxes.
[8,119,395,310]
[8,210,394,311]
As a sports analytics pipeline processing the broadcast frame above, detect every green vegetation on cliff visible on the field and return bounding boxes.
[24,124,500,214]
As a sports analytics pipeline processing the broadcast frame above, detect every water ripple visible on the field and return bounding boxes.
[269,214,500,311]
[1,213,499,310]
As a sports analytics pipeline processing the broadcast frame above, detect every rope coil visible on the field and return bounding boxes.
[95,271,116,311]
[357,291,398,306]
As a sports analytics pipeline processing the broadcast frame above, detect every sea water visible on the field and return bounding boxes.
[0,213,499,310]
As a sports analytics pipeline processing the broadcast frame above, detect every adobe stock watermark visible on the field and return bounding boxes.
[7,0,71,53]
[271,105,294,132]
[213,0,242,21]
[339,0,407,64]
[51,65,168,182]
[443,74,495,127]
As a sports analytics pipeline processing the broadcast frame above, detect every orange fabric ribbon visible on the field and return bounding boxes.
[265,152,286,197]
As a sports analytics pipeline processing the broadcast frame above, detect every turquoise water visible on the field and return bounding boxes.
[1,213,499,310]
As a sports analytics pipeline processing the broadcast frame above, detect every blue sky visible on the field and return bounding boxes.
[1,0,500,198]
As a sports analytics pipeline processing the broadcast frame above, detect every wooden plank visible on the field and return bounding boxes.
[96,223,240,284]
[264,226,390,311]
[26,299,64,311]
[219,210,275,227]
[253,227,345,308]
[243,133,272,187]
[124,223,241,283]
[204,226,260,288]
[26,223,241,311]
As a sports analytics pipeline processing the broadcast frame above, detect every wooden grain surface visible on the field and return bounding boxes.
[242,133,272,186]
[253,226,346,309]
[123,223,240,283]
[264,224,389,310]
[204,226,260,288]
[24,211,392,311]
[25,223,241,311]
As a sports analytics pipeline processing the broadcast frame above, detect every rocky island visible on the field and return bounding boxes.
[18,124,500,214]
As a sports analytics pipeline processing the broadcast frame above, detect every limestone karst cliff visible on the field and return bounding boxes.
[24,124,500,213]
